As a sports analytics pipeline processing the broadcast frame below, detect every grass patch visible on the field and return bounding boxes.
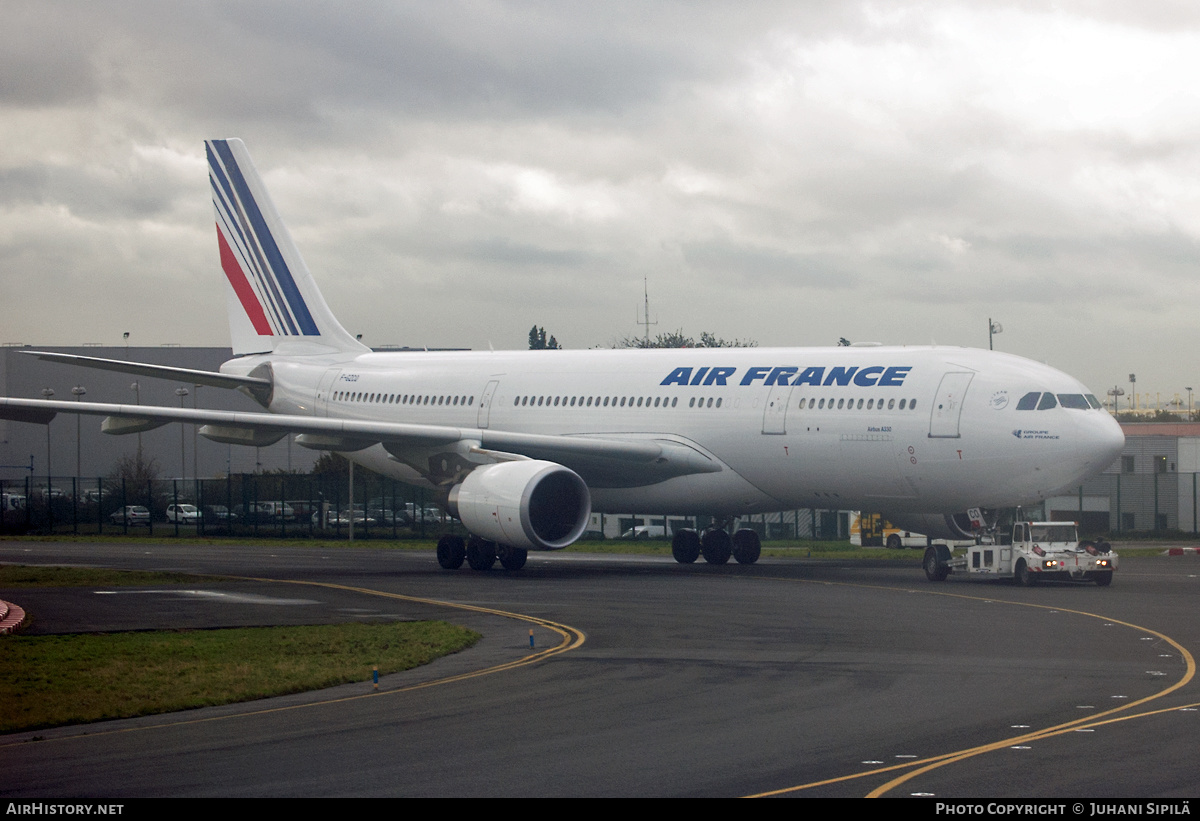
[0,621,480,733]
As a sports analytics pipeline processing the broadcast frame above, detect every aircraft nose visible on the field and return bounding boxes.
[1076,410,1125,476]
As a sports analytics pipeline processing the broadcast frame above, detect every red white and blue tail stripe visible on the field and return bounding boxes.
[207,139,365,355]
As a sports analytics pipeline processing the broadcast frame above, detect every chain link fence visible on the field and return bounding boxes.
[0,473,463,540]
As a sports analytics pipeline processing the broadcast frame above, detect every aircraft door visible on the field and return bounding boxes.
[477,380,500,428]
[929,371,974,438]
[762,384,794,434]
[315,368,341,417]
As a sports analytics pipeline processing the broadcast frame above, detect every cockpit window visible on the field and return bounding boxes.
[1056,394,1090,410]
[1016,391,1097,411]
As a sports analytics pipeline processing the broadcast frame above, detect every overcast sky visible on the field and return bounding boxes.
[3,1,1199,407]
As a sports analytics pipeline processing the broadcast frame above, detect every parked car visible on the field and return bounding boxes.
[620,525,667,540]
[202,505,237,522]
[165,504,202,524]
[235,502,296,523]
[400,503,444,524]
[367,508,400,526]
[312,508,376,528]
[109,506,151,527]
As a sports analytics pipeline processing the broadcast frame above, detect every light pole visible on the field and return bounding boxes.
[192,385,200,483]
[1107,386,1124,416]
[988,318,1003,351]
[71,386,86,478]
[40,387,54,477]
[41,387,54,529]
[175,387,189,480]
[130,380,142,453]
[1129,374,1137,413]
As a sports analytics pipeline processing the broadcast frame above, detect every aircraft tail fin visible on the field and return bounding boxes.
[206,138,368,356]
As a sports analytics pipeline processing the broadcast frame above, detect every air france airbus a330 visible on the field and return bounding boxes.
[0,139,1125,572]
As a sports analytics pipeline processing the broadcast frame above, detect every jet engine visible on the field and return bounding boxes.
[447,460,591,550]
[882,512,980,542]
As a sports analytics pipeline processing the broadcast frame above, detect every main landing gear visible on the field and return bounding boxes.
[671,527,761,565]
[437,534,528,572]
[439,526,762,571]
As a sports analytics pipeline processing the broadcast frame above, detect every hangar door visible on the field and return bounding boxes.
[928,372,974,438]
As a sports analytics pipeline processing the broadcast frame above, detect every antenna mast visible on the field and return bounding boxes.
[637,276,657,345]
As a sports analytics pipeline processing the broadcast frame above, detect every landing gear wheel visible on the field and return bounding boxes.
[1014,558,1036,587]
[732,528,761,564]
[466,536,497,571]
[701,529,732,565]
[886,533,903,550]
[923,545,950,582]
[672,529,700,564]
[436,534,465,569]
[498,544,528,571]
[1093,571,1113,587]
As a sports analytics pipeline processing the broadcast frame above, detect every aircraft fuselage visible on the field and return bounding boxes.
[228,344,1125,518]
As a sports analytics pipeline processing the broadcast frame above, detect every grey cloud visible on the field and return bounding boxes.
[682,240,859,289]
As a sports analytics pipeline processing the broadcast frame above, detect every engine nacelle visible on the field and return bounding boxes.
[883,512,979,542]
[447,460,591,550]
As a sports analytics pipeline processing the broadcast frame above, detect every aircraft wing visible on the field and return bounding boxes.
[0,398,721,488]
[16,351,271,393]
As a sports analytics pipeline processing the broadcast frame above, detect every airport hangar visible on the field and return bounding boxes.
[0,345,316,481]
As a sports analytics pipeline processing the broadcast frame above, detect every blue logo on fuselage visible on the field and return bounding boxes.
[659,365,912,388]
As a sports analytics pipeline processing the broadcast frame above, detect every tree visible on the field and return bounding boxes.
[614,329,757,348]
[1116,409,1183,424]
[105,449,161,506]
[311,452,351,478]
[528,326,561,350]
[107,449,161,487]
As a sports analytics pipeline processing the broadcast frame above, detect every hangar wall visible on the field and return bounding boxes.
[0,346,316,481]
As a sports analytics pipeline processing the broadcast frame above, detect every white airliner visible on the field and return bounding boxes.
[0,139,1125,571]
